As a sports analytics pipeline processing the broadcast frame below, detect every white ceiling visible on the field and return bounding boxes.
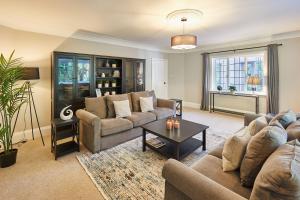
[1,0,300,51]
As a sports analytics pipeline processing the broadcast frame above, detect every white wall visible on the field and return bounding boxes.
[168,53,185,99]
[168,37,300,113]
[0,25,168,134]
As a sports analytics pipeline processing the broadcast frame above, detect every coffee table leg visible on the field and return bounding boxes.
[202,129,206,151]
[176,143,180,160]
[142,129,146,152]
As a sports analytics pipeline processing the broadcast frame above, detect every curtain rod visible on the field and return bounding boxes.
[206,43,282,55]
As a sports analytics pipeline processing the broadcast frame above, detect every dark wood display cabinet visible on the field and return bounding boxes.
[52,52,94,118]
[52,52,145,119]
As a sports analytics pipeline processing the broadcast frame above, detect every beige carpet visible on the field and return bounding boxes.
[0,108,243,200]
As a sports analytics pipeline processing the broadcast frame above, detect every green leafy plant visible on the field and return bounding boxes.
[228,85,237,92]
[0,51,27,154]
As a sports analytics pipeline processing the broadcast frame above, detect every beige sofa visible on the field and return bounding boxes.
[76,90,176,153]
[162,113,300,200]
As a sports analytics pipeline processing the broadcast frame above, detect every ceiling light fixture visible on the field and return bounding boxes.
[167,9,203,50]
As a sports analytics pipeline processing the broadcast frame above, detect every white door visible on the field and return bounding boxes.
[151,59,168,99]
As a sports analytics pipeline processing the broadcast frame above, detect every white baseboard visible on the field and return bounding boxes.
[183,101,201,109]
[213,106,265,115]
[12,125,51,143]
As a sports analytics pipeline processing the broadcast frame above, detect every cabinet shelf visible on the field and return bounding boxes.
[96,77,121,79]
[97,86,121,90]
[96,67,121,70]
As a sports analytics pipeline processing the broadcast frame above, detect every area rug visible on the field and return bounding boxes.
[77,129,234,200]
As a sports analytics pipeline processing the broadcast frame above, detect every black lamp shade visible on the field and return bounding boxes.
[21,67,40,80]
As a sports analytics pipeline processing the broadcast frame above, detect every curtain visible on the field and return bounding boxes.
[267,44,279,114]
[200,53,210,110]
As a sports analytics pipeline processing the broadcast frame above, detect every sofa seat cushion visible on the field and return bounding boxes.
[126,112,156,127]
[101,118,133,137]
[152,107,174,120]
[192,155,251,199]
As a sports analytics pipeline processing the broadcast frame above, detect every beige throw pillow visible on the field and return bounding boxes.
[247,116,268,136]
[250,140,300,200]
[113,100,132,118]
[140,96,154,112]
[286,120,300,141]
[240,121,288,187]
[222,128,251,172]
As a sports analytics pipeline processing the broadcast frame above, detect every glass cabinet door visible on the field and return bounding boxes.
[124,61,135,93]
[76,57,92,99]
[57,56,75,106]
[135,61,145,92]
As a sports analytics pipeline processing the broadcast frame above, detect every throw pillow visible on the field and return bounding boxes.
[140,96,154,112]
[222,128,251,172]
[113,100,132,118]
[240,121,288,187]
[270,109,297,129]
[247,116,268,136]
[85,97,107,119]
[106,94,132,118]
[286,120,300,141]
[250,140,300,200]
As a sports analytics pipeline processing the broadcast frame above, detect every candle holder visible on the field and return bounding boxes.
[174,119,180,129]
[166,118,173,130]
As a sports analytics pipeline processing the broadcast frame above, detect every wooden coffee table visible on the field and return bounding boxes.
[142,119,209,160]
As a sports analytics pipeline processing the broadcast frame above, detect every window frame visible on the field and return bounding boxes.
[210,51,267,95]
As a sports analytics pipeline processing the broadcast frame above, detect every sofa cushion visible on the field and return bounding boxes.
[270,109,297,129]
[101,118,133,137]
[208,141,225,159]
[192,155,251,199]
[85,97,107,119]
[140,96,154,112]
[113,100,132,118]
[106,94,132,118]
[250,140,300,200]
[286,120,300,141]
[247,116,268,136]
[222,128,251,172]
[126,112,156,127]
[131,91,155,112]
[240,121,288,187]
[152,107,174,120]
[148,90,157,108]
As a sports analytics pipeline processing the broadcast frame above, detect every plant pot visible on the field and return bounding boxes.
[0,149,18,168]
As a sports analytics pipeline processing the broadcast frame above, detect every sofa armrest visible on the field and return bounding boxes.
[76,109,101,153]
[157,98,176,111]
[162,159,246,200]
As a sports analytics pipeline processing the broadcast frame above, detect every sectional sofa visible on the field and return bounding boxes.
[76,90,176,153]
[162,112,300,200]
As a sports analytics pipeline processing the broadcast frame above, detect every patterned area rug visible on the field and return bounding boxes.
[77,127,236,200]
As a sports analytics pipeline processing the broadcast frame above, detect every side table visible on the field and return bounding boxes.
[170,98,183,117]
[51,117,80,160]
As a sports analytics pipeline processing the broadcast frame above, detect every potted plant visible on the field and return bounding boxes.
[111,80,117,87]
[228,85,237,94]
[96,80,102,88]
[0,51,27,168]
[104,80,109,88]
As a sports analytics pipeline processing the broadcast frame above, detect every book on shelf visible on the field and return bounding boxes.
[146,137,165,148]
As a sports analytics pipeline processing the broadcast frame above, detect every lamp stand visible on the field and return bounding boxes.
[13,81,45,146]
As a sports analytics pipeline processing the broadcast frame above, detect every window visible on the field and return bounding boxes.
[211,52,266,94]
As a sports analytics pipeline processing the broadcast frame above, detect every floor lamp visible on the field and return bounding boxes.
[13,67,45,146]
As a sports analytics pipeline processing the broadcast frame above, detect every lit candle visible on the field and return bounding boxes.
[174,119,180,129]
[166,119,173,130]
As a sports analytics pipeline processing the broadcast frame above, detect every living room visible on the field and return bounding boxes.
[1,1,300,200]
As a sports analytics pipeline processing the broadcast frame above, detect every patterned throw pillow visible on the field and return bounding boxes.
[269,109,297,129]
